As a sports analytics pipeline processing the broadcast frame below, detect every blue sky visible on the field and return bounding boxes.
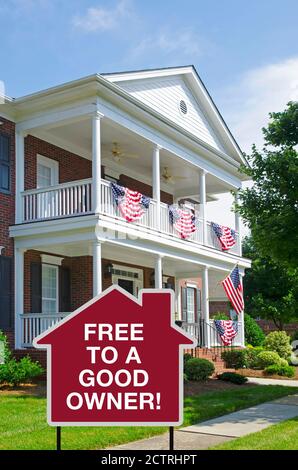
[1,0,298,150]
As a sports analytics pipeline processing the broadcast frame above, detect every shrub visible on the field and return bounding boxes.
[221,350,247,369]
[265,364,296,378]
[218,372,248,385]
[0,330,11,363]
[244,314,265,347]
[278,358,289,367]
[183,353,193,365]
[264,331,292,360]
[212,312,230,320]
[0,356,44,387]
[184,358,215,381]
[257,350,281,369]
[244,348,261,369]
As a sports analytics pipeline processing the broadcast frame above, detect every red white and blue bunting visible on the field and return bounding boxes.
[111,183,151,223]
[169,205,198,240]
[211,222,236,251]
[214,320,238,346]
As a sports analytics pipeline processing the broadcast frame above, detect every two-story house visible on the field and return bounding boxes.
[0,66,251,365]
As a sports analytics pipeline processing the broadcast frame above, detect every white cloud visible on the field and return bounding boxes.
[130,29,204,62]
[72,0,132,33]
[220,57,298,152]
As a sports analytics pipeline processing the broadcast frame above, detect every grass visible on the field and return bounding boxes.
[0,385,297,450]
[212,417,298,450]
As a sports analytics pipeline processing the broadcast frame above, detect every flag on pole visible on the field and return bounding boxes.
[214,320,238,346]
[211,222,236,251]
[169,205,197,239]
[222,265,244,315]
[111,183,150,222]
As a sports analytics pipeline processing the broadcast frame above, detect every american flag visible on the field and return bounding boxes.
[222,266,244,315]
[169,205,197,239]
[211,222,236,251]
[214,320,238,346]
[111,183,150,222]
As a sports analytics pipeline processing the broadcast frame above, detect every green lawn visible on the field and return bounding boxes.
[212,417,298,450]
[0,385,297,450]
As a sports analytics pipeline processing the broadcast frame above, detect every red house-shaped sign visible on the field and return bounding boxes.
[34,286,195,426]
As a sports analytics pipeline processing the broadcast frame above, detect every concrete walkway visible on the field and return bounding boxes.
[111,394,298,450]
[247,377,298,387]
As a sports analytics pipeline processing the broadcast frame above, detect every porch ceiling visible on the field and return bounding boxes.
[32,116,234,199]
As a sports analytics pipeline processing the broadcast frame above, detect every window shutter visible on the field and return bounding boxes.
[196,289,201,322]
[0,134,10,191]
[0,257,13,329]
[181,287,188,322]
[59,266,71,312]
[31,262,42,313]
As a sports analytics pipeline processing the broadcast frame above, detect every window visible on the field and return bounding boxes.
[182,285,201,323]
[42,264,58,314]
[37,155,59,188]
[0,134,10,192]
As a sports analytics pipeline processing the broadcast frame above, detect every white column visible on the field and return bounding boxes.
[92,112,103,214]
[15,247,25,349]
[155,255,163,289]
[175,278,181,320]
[199,170,207,245]
[202,266,210,348]
[15,130,25,224]
[93,240,102,296]
[234,190,242,256]
[152,145,161,230]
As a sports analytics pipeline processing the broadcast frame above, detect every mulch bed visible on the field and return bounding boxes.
[237,368,298,381]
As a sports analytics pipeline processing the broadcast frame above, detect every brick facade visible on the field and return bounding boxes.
[209,301,231,317]
[24,135,92,190]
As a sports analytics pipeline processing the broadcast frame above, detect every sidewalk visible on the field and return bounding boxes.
[247,377,298,387]
[111,394,298,450]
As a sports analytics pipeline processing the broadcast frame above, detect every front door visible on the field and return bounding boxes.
[37,155,59,219]
[117,279,134,295]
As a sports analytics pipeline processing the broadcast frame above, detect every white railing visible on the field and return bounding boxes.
[22,179,92,222]
[21,178,240,255]
[209,319,244,347]
[20,313,69,347]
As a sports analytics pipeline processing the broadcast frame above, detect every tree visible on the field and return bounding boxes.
[237,102,298,269]
[242,237,298,330]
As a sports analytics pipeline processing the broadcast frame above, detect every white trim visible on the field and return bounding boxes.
[0,246,4,255]
[111,264,144,296]
[41,254,63,266]
[41,264,59,315]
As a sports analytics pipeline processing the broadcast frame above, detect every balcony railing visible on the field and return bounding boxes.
[19,313,69,347]
[21,178,240,254]
[180,319,244,349]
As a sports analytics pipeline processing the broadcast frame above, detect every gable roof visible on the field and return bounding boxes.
[34,285,195,347]
[103,65,247,167]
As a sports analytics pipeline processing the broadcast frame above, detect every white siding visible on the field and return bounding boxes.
[118,76,225,152]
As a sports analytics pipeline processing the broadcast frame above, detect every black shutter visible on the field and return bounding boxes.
[182,287,188,322]
[31,262,41,313]
[196,289,201,322]
[0,256,13,329]
[0,134,10,191]
[59,266,71,312]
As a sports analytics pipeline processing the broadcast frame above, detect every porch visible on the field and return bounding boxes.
[15,241,245,349]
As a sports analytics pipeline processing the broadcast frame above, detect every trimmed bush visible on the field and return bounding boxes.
[0,356,44,387]
[0,330,11,363]
[221,350,247,369]
[184,358,215,381]
[212,312,230,320]
[244,314,265,347]
[257,350,281,369]
[244,348,261,369]
[183,353,193,365]
[218,372,248,385]
[265,364,296,378]
[264,331,292,360]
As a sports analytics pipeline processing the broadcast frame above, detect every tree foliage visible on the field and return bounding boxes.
[237,102,298,269]
[243,236,298,329]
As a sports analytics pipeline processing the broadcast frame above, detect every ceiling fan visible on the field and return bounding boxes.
[162,167,188,184]
[105,142,139,163]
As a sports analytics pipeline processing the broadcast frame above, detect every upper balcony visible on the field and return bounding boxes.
[12,107,244,259]
[20,177,241,255]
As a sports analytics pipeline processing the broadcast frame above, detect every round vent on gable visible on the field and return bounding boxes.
[179,99,188,115]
